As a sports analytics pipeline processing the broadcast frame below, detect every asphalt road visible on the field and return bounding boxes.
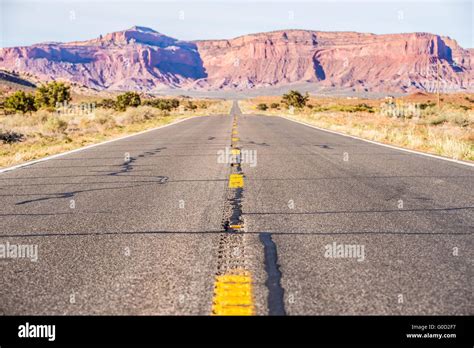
[0,102,472,315]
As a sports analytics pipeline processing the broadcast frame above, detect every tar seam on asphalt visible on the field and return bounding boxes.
[222,115,244,232]
[259,232,286,315]
[107,147,166,176]
[14,182,164,205]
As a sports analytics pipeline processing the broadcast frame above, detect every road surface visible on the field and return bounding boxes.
[0,102,472,315]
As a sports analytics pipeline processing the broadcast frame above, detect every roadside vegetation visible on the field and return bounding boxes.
[0,83,232,168]
[241,90,474,161]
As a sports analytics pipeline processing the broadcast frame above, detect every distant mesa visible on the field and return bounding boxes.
[0,26,472,93]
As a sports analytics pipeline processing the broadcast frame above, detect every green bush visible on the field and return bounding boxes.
[353,103,374,113]
[270,103,280,109]
[419,102,436,110]
[4,91,36,114]
[257,103,268,111]
[98,98,117,109]
[331,104,374,113]
[282,90,309,109]
[116,92,141,111]
[143,98,180,111]
[35,82,71,109]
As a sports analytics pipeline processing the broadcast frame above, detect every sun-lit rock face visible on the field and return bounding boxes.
[1,26,472,93]
[194,30,472,93]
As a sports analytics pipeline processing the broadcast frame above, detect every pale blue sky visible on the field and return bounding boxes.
[1,0,472,48]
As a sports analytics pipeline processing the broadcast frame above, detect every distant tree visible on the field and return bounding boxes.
[270,103,280,109]
[257,103,268,111]
[116,92,141,111]
[4,91,36,114]
[35,82,71,109]
[281,90,309,109]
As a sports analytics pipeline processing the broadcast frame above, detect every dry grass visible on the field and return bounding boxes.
[240,93,474,162]
[0,99,232,168]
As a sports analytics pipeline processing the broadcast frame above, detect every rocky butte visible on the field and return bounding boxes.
[0,26,472,94]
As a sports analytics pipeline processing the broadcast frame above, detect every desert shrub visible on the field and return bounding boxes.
[93,110,117,129]
[120,108,143,124]
[95,114,109,125]
[141,108,156,120]
[116,92,141,111]
[98,98,117,109]
[44,117,68,133]
[4,91,36,114]
[170,99,180,109]
[184,101,197,111]
[257,103,268,111]
[30,110,50,125]
[448,112,472,128]
[97,117,117,129]
[270,103,280,109]
[35,82,71,109]
[419,102,436,110]
[313,106,330,112]
[354,103,374,113]
[120,106,158,124]
[430,115,447,126]
[282,90,309,109]
[0,130,24,144]
[144,98,179,111]
[331,104,374,113]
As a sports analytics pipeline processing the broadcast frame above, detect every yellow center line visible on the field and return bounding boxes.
[228,173,244,188]
[212,116,254,315]
[212,270,255,315]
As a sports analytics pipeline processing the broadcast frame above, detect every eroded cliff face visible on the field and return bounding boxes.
[0,26,471,93]
[194,30,472,93]
[0,26,206,91]
[194,30,324,89]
